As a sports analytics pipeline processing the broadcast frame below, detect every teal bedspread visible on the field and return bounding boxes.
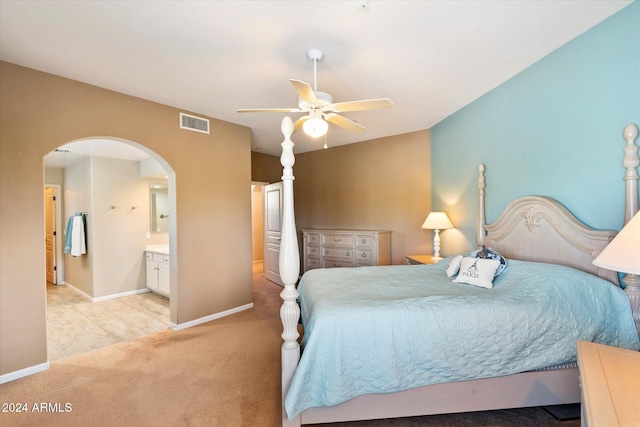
[285,259,640,419]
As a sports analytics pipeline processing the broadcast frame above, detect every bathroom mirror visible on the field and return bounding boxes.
[149,184,169,233]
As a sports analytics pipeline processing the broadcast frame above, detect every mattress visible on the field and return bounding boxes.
[284,259,640,419]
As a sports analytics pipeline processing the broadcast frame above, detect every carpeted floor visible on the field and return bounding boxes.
[0,271,581,427]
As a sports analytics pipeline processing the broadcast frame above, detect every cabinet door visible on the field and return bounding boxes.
[146,261,159,290]
[158,263,170,295]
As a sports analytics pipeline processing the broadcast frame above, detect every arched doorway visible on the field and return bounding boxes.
[43,136,176,361]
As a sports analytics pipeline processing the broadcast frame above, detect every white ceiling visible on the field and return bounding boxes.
[1,0,632,160]
[43,139,153,168]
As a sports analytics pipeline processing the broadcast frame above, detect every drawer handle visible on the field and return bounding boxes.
[346,251,350,256]
[333,238,342,242]
[362,239,367,243]
[361,253,367,258]
[325,250,330,255]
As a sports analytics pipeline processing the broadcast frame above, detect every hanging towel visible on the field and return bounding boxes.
[63,215,74,254]
[70,214,86,256]
[64,213,87,256]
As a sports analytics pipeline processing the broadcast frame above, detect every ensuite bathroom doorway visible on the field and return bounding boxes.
[43,137,174,361]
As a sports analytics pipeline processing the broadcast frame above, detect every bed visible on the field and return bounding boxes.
[277,118,640,427]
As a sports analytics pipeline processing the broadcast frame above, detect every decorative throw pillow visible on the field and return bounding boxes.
[453,257,501,289]
[466,249,507,277]
[446,255,463,277]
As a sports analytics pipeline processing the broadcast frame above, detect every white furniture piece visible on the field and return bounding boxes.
[276,119,640,427]
[577,340,640,427]
[302,229,391,272]
[145,246,170,297]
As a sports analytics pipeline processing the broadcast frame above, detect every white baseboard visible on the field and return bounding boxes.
[0,361,50,384]
[171,303,254,330]
[64,282,150,302]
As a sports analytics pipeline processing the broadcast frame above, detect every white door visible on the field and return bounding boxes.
[45,187,57,284]
[263,182,283,286]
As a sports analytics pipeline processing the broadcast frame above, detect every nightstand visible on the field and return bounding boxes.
[405,255,441,265]
[577,340,640,427]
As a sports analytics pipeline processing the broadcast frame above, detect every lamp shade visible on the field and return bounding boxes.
[421,212,454,230]
[593,211,640,275]
[303,116,328,138]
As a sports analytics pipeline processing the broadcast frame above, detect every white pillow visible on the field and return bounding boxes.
[453,257,500,289]
[446,255,463,277]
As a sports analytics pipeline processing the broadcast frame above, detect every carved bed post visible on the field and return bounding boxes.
[279,116,301,427]
[621,123,640,333]
[476,163,486,248]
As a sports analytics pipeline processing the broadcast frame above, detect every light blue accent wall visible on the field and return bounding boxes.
[431,1,639,254]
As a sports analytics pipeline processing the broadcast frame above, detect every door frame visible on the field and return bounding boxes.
[44,184,63,285]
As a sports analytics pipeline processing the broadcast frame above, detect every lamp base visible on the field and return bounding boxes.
[432,229,441,259]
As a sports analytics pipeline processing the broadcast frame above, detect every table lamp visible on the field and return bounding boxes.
[421,212,454,260]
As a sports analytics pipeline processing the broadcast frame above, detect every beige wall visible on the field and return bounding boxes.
[45,167,64,185]
[294,130,432,265]
[251,151,283,184]
[0,61,253,376]
[63,157,94,295]
[62,156,157,298]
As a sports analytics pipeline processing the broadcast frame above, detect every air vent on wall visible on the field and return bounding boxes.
[180,112,210,134]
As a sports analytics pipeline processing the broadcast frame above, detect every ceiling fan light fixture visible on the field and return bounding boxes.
[303,116,328,138]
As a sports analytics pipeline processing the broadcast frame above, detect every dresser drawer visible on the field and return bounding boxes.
[322,233,354,247]
[322,259,355,269]
[323,247,354,260]
[305,257,321,270]
[306,246,322,257]
[355,235,375,248]
[305,232,321,245]
[356,250,374,264]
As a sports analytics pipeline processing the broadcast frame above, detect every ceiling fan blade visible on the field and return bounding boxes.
[236,108,302,113]
[329,98,393,113]
[293,116,308,134]
[324,113,366,133]
[290,79,318,104]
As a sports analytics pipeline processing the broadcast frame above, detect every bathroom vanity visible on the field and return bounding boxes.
[145,245,169,297]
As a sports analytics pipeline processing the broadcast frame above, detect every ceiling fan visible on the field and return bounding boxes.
[236,48,393,138]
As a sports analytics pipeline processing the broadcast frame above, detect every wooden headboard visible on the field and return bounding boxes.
[477,188,617,284]
[475,124,639,286]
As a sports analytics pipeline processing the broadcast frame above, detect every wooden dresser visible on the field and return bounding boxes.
[577,340,640,427]
[302,229,391,272]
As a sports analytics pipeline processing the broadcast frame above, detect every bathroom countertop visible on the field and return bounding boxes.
[145,244,169,255]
